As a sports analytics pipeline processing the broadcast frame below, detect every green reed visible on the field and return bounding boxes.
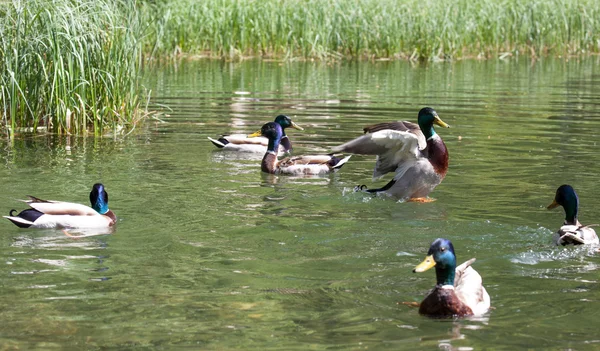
[1,0,144,137]
[141,0,600,60]
[3,0,599,135]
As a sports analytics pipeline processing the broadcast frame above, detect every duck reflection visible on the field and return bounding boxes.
[437,320,487,350]
[261,172,334,187]
[10,229,113,282]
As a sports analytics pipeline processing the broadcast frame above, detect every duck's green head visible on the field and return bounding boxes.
[274,115,303,134]
[254,122,283,139]
[417,107,449,139]
[247,115,303,138]
[413,238,457,286]
[249,122,283,152]
[548,184,579,223]
[90,183,109,215]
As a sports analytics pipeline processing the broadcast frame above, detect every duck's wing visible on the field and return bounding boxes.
[222,134,269,146]
[363,121,426,149]
[454,259,491,316]
[579,226,599,244]
[555,225,599,245]
[25,196,98,216]
[331,129,422,180]
[276,154,350,175]
[279,155,334,166]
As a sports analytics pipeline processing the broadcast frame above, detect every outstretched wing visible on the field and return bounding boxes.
[363,121,426,149]
[331,129,422,179]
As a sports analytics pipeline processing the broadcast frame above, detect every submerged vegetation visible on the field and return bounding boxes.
[2,0,600,135]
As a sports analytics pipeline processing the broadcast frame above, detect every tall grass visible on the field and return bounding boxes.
[0,0,144,137]
[141,0,600,60]
[2,0,600,135]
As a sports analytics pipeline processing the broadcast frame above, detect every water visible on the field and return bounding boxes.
[1,58,600,349]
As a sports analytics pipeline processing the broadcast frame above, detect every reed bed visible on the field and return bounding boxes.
[1,0,144,137]
[2,0,600,135]
[141,0,600,60]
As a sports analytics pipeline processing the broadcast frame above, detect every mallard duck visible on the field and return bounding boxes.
[208,114,303,154]
[331,107,449,201]
[413,238,490,317]
[251,122,351,175]
[547,184,599,245]
[4,183,116,229]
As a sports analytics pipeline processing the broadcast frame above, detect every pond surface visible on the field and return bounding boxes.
[1,58,600,350]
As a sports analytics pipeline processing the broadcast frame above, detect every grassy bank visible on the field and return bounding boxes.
[142,0,600,60]
[1,0,144,137]
[2,0,600,135]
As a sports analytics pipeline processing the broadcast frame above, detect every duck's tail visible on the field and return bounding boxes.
[4,208,43,228]
[208,137,228,148]
[330,155,352,170]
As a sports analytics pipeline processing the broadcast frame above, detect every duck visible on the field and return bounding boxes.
[331,107,449,201]
[208,114,303,154]
[251,122,351,175]
[4,183,117,229]
[413,238,490,318]
[547,184,599,245]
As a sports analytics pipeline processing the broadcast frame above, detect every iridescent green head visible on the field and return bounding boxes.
[548,184,579,224]
[417,107,449,139]
[258,122,284,152]
[90,183,109,215]
[274,115,303,135]
[413,238,457,286]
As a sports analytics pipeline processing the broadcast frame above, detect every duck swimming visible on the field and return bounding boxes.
[208,114,303,154]
[413,238,490,317]
[251,122,350,175]
[4,183,116,229]
[331,107,449,201]
[547,184,599,245]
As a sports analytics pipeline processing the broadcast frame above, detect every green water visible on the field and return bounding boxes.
[1,58,600,350]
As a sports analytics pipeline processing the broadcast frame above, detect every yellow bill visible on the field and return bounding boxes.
[247,130,262,138]
[291,121,304,131]
[413,255,436,273]
[434,116,450,128]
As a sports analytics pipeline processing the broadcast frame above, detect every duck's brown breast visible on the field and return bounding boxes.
[418,286,473,317]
